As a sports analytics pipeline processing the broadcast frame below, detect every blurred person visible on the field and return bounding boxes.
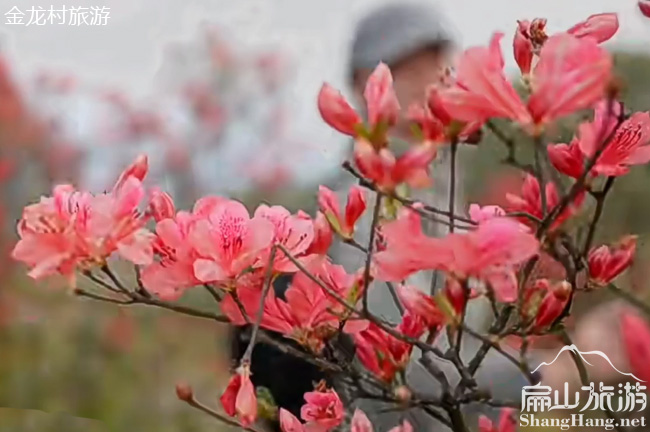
[230,3,529,431]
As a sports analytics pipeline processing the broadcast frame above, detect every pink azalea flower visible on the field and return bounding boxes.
[280,409,306,432]
[318,62,399,140]
[318,185,366,240]
[300,389,344,432]
[350,313,426,382]
[222,260,355,352]
[620,311,650,384]
[12,156,154,280]
[640,1,650,18]
[547,139,585,179]
[304,211,333,256]
[438,32,611,131]
[353,138,438,193]
[140,211,201,300]
[317,83,362,136]
[505,174,584,231]
[468,203,506,224]
[588,235,636,287]
[220,364,258,427]
[566,13,619,44]
[529,279,572,331]
[147,188,176,222]
[375,209,539,302]
[527,33,612,127]
[190,199,274,287]
[436,33,532,127]
[479,409,516,432]
[255,204,315,273]
[396,284,446,329]
[351,410,373,432]
[579,103,650,176]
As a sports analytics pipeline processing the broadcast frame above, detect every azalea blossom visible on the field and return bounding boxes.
[300,388,344,432]
[514,14,617,75]
[12,155,153,281]
[280,409,306,432]
[304,211,333,256]
[479,409,516,432]
[437,32,611,132]
[222,260,356,352]
[468,203,506,224]
[588,235,637,287]
[140,209,201,300]
[620,311,650,383]
[547,139,585,179]
[566,13,619,44]
[190,199,275,287]
[318,185,366,240]
[579,104,650,177]
[528,279,572,331]
[318,62,399,142]
[505,174,584,231]
[350,313,426,382]
[220,363,258,427]
[317,83,362,136]
[640,1,650,19]
[375,209,539,302]
[254,204,315,273]
[353,137,438,192]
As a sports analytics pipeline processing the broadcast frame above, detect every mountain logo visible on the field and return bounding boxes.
[532,344,644,382]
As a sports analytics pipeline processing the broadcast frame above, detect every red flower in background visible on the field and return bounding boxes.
[479,409,516,432]
[620,311,650,384]
[588,236,637,287]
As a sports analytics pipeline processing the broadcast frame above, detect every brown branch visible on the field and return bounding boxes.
[362,193,382,312]
[242,246,276,363]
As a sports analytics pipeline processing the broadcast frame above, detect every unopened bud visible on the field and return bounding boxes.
[175,382,194,402]
[394,385,412,403]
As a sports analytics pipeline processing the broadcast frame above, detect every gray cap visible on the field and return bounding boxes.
[349,2,454,80]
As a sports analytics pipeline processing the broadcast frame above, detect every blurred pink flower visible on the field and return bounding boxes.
[620,311,650,384]
[479,409,516,432]
[588,236,636,287]
[640,1,650,18]
[220,364,258,427]
[567,13,619,43]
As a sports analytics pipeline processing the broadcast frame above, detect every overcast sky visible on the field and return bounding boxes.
[1,0,649,186]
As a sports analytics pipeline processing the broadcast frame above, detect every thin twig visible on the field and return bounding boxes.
[204,284,223,303]
[533,135,547,216]
[181,393,263,432]
[242,246,276,363]
[386,282,404,316]
[362,193,382,312]
[101,264,130,294]
[581,177,615,259]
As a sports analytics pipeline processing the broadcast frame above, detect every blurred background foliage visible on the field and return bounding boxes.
[1,42,650,431]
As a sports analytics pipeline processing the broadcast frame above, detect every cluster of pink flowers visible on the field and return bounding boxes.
[12,6,650,432]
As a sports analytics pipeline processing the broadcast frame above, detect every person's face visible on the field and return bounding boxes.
[353,47,452,142]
